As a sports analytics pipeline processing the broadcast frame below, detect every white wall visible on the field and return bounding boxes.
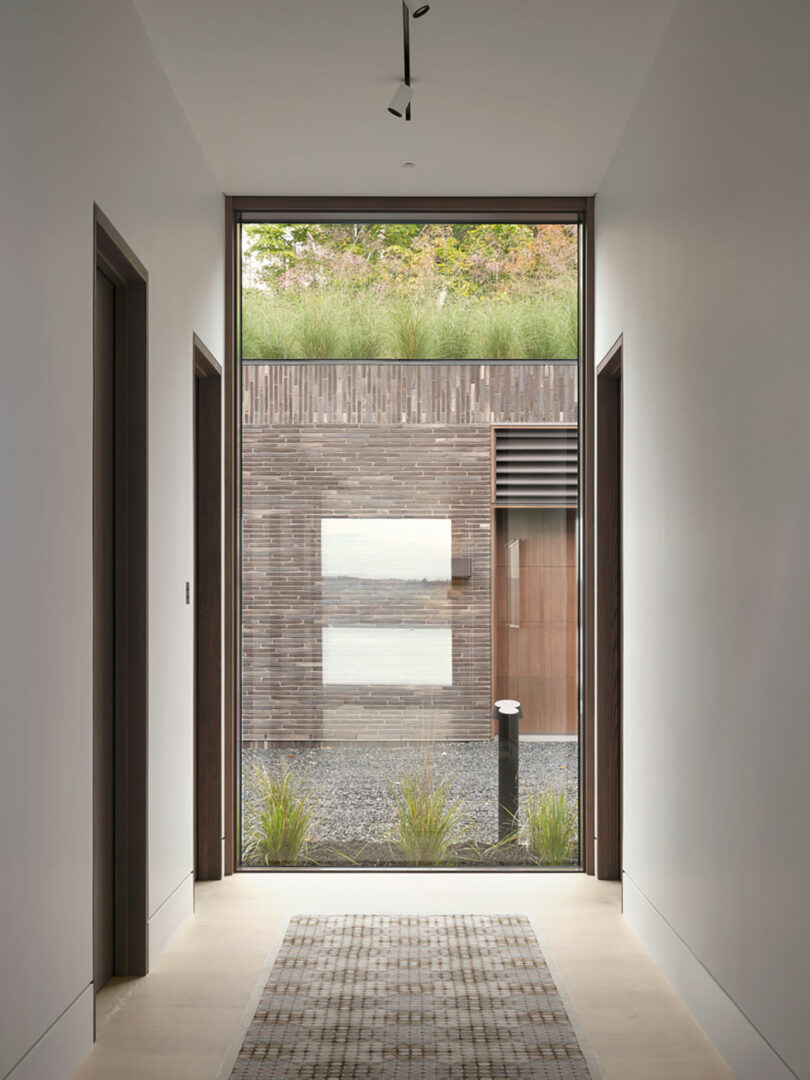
[595,2,810,1077]
[0,3,223,1077]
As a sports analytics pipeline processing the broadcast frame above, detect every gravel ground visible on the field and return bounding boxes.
[242,740,578,862]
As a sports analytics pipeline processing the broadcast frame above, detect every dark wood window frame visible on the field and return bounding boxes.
[223,197,595,874]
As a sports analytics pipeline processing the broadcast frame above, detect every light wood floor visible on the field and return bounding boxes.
[71,872,735,1080]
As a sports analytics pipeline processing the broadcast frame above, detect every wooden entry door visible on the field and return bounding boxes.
[493,508,578,734]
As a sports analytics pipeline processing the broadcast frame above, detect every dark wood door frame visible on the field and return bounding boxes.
[223,196,595,874]
[94,263,116,991]
[93,205,149,982]
[193,334,223,880]
[596,335,623,880]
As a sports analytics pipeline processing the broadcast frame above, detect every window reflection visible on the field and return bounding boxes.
[321,518,451,581]
[322,627,453,685]
[321,518,453,686]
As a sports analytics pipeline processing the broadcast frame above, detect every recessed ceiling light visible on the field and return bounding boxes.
[402,162,417,168]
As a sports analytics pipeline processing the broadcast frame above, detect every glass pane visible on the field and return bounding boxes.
[241,223,578,361]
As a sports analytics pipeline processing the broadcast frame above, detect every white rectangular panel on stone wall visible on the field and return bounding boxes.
[321,518,451,581]
[322,627,453,685]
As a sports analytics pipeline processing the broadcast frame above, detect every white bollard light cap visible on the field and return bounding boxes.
[493,699,522,715]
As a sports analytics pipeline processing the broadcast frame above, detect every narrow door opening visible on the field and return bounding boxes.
[596,337,622,880]
[194,336,223,880]
[93,207,149,992]
[93,264,116,991]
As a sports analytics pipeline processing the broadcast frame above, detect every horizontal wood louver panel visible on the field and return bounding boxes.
[494,426,578,506]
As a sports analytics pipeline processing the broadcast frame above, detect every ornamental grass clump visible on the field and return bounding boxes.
[388,759,469,866]
[242,763,317,866]
[386,302,438,359]
[241,290,293,358]
[436,304,474,359]
[523,788,578,866]
[343,308,384,359]
[477,304,521,359]
[520,288,578,359]
[293,295,346,358]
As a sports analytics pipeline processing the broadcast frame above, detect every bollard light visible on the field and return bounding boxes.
[493,699,521,842]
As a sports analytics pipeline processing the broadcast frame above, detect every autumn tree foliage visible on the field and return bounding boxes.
[244,223,577,300]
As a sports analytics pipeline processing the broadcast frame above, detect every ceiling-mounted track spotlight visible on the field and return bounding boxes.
[388,81,413,118]
[389,0,431,121]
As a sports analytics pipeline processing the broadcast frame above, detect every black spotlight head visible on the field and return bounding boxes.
[413,4,430,16]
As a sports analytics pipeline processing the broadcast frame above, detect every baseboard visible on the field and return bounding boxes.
[623,872,798,1080]
[4,984,93,1080]
[148,872,194,969]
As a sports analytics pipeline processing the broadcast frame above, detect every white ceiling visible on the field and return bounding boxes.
[133,0,677,197]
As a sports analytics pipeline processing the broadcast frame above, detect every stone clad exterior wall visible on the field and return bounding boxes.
[241,363,577,745]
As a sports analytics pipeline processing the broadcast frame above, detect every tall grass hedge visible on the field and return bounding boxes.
[241,287,578,361]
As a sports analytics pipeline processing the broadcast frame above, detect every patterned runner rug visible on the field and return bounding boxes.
[228,914,599,1080]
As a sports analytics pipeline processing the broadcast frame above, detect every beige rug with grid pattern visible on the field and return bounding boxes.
[228,914,600,1080]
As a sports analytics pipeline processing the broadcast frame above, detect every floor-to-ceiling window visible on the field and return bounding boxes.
[237,219,583,868]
